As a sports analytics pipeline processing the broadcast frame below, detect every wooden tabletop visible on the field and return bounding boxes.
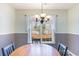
[10,44,60,56]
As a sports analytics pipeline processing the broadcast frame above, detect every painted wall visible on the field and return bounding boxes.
[67,4,79,55]
[0,4,15,55]
[68,4,79,34]
[15,9,68,33]
[0,4,15,34]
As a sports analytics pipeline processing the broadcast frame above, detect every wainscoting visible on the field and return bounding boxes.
[67,33,79,55]
[14,33,28,48]
[55,33,68,48]
[0,33,78,55]
[55,33,79,55]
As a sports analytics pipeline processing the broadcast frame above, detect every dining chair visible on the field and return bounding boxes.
[2,43,15,56]
[58,43,68,56]
[12,43,15,51]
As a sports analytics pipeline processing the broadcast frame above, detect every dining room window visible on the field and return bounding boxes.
[30,15,56,44]
[25,15,56,44]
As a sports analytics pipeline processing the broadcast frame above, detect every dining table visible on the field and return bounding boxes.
[10,44,60,56]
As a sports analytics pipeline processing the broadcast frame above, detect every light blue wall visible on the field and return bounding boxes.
[15,9,68,33]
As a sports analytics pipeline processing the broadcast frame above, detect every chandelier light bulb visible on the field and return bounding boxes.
[40,13,46,17]
[35,15,39,18]
[46,15,51,19]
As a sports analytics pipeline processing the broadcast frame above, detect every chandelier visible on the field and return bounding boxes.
[34,3,51,24]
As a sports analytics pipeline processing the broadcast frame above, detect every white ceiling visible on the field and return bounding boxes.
[10,3,78,10]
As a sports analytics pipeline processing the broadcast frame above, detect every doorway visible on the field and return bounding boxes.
[26,15,56,44]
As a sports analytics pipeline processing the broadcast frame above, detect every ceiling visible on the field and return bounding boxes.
[10,3,78,10]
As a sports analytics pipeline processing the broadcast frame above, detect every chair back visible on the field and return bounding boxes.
[2,43,15,56]
[12,43,15,51]
[58,43,68,56]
